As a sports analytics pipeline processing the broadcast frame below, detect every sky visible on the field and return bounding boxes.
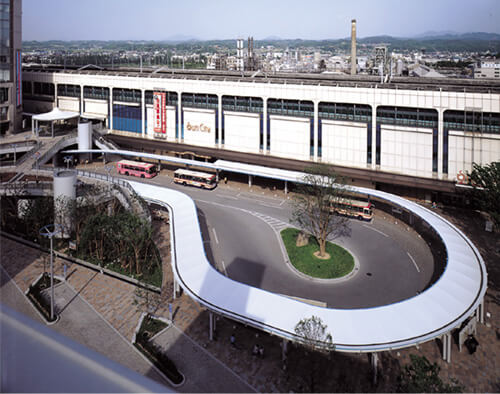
[23,0,500,41]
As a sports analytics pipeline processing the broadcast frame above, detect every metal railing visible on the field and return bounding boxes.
[33,133,78,168]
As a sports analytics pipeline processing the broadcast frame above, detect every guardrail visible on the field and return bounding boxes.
[33,133,78,168]
[40,166,151,223]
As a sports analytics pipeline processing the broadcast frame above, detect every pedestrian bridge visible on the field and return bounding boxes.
[128,180,487,353]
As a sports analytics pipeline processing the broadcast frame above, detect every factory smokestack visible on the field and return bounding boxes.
[351,19,357,75]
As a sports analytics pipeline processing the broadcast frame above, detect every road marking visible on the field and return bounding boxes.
[212,228,219,244]
[407,252,420,272]
[216,193,238,200]
[362,224,389,238]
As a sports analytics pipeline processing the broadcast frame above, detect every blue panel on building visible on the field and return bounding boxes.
[113,104,142,133]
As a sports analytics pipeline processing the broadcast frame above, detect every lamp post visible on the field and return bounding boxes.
[63,155,73,169]
[105,165,113,182]
[40,224,62,321]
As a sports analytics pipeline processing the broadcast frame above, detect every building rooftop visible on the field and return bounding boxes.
[23,64,500,94]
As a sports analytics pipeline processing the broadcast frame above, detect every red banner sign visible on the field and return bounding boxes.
[153,92,166,134]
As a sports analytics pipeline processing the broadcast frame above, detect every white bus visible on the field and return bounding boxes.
[330,198,373,221]
[173,169,217,190]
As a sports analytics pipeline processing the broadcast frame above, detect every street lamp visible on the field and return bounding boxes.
[39,224,62,321]
[105,165,113,182]
[63,155,73,169]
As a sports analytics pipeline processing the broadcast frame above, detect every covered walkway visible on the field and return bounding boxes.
[31,108,80,138]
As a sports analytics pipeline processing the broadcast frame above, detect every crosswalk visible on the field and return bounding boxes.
[245,211,290,233]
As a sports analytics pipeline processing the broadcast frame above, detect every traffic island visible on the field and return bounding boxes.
[280,228,354,279]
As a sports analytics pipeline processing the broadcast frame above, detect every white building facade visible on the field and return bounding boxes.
[22,68,500,188]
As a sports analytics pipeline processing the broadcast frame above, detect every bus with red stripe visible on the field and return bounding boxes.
[116,160,158,178]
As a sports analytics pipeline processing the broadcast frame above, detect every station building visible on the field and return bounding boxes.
[22,66,500,199]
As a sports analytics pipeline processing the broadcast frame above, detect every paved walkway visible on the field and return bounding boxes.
[0,235,255,392]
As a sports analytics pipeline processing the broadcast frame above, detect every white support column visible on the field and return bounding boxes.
[371,353,378,386]
[141,89,145,137]
[263,97,268,153]
[216,169,220,183]
[209,312,214,341]
[177,91,182,142]
[31,117,34,136]
[248,175,252,188]
[371,104,377,170]
[281,339,288,362]
[477,298,485,324]
[109,87,113,131]
[313,100,319,161]
[438,108,444,177]
[284,180,288,194]
[54,83,58,108]
[218,94,222,148]
[442,333,451,363]
[80,85,84,115]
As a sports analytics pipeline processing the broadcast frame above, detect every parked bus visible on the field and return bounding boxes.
[173,169,217,189]
[330,198,373,221]
[116,160,158,178]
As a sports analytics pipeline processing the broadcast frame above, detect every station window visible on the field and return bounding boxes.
[84,86,109,100]
[267,98,313,118]
[113,88,141,104]
[376,106,438,129]
[145,91,178,106]
[182,93,217,110]
[57,84,80,98]
[444,110,500,134]
[34,82,55,97]
[318,102,372,123]
[222,95,263,113]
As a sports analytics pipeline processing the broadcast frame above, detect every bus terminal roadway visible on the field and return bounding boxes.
[79,161,434,309]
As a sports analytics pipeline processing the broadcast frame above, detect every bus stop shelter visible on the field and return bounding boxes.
[32,108,80,138]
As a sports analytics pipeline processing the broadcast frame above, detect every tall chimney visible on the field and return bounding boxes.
[351,19,357,75]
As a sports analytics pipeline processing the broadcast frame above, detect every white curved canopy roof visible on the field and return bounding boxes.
[32,108,80,122]
[128,180,487,352]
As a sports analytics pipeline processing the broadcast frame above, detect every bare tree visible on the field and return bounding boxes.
[291,164,352,258]
[294,315,334,351]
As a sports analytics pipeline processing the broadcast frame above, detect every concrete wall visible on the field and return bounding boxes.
[183,108,215,147]
[448,131,500,180]
[380,125,433,177]
[322,120,367,169]
[270,115,310,161]
[224,111,260,154]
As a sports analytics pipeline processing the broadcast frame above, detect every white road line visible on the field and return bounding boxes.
[407,252,420,272]
[216,193,238,200]
[212,228,219,245]
[362,224,389,238]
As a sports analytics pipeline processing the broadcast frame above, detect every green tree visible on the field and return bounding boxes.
[398,354,464,393]
[467,162,500,229]
[291,164,352,258]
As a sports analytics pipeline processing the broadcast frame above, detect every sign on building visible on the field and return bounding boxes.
[153,92,166,136]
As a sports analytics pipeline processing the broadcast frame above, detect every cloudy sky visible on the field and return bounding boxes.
[23,0,500,41]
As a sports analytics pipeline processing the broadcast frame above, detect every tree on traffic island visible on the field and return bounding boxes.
[291,164,352,259]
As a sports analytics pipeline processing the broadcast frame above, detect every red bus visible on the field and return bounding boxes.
[330,198,373,221]
[116,160,158,178]
[173,169,217,189]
